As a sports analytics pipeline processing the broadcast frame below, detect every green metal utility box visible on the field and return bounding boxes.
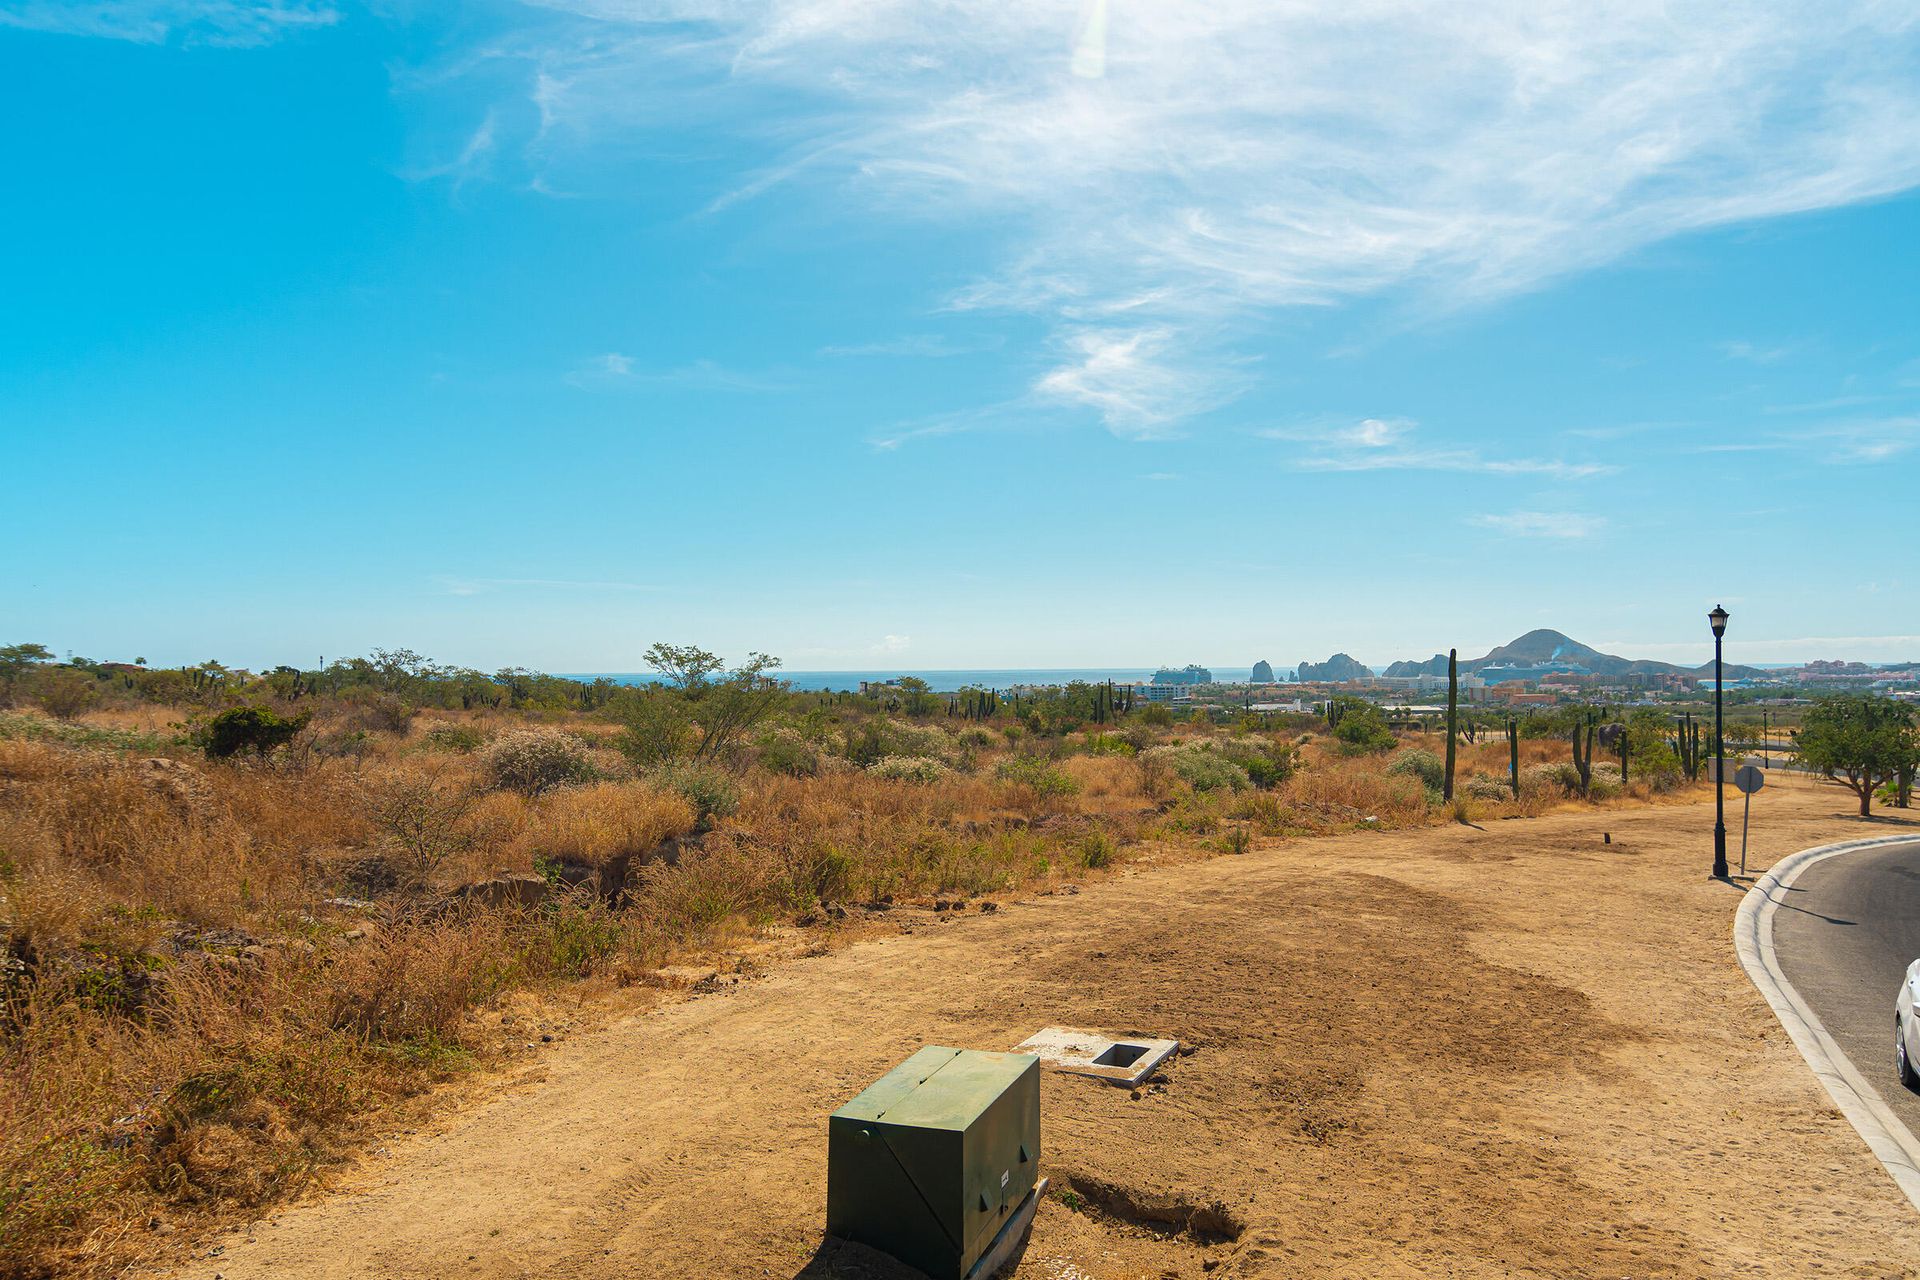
[827,1046,1040,1280]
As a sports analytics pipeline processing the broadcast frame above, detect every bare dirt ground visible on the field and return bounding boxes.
[156,776,1920,1279]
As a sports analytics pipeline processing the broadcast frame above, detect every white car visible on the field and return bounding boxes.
[1900,960,1920,1089]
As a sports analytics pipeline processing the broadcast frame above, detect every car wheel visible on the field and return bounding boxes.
[1899,1019,1919,1090]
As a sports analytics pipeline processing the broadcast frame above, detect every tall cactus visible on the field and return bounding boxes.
[1443,648,1458,802]
[1672,712,1704,781]
[1571,708,1596,791]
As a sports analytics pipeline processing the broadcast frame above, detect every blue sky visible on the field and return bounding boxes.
[2,1,1916,673]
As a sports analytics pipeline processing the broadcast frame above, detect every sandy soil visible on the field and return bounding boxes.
[159,775,1920,1279]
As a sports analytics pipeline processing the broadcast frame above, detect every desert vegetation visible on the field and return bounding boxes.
[1,642,1709,1277]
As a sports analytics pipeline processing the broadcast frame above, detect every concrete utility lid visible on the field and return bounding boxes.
[1013,1027,1178,1086]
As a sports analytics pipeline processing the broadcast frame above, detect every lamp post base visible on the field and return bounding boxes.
[1712,823,1729,879]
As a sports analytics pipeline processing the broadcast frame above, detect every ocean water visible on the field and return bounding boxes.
[566,668,1249,693]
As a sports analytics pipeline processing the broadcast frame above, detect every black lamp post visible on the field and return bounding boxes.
[1709,605,1729,878]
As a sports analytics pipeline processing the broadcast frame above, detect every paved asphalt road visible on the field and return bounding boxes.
[1772,838,1920,1137]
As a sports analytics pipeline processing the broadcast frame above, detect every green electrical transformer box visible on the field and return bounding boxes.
[827,1046,1041,1280]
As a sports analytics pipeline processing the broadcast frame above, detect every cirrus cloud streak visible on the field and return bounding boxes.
[497,0,1920,429]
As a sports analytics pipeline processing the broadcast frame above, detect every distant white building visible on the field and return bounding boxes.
[1371,673,1485,694]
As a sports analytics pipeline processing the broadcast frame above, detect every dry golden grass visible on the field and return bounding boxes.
[1056,753,1147,807]
[0,702,1690,1278]
[520,782,699,868]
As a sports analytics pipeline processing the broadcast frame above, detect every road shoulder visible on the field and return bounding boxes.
[1735,835,1920,1213]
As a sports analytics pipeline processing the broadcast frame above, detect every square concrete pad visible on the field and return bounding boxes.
[1012,1027,1179,1086]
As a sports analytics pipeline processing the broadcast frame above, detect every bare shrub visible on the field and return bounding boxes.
[1521,761,1580,798]
[36,671,99,722]
[325,914,514,1041]
[633,841,771,942]
[1140,742,1250,793]
[361,768,476,887]
[868,755,951,784]
[1464,773,1512,802]
[755,726,820,777]
[422,723,486,753]
[1387,748,1445,790]
[651,763,740,825]
[481,729,598,797]
[1290,758,1427,824]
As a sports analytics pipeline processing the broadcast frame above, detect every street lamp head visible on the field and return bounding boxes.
[1708,605,1729,638]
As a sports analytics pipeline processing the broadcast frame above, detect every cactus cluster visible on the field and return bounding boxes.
[1089,679,1129,724]
[1672,712,1706,780]
[951,688,1001,720]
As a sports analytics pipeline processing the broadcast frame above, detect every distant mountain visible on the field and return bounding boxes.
[1383,629,1765,681]
[1479,629,1613,667]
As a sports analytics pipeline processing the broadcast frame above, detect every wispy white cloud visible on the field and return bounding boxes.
[1718,340,1792,364]
[1763,393,1892,415]
[0,0,337,46]
[867,399,1027,451]
[1032,327,1244,438]
[404,111,499,187]
[565,353,788,391]
[820,334,980,358]
[1814,416,1920,461]
[1468,511,1607,539]
[1261,418,1613,479]
[469,0,1920,432]
[1688,415,1920,461]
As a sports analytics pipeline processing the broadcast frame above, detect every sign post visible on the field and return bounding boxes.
[1733,763,1765,877]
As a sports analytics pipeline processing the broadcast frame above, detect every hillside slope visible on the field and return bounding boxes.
[1383,628,1765,679]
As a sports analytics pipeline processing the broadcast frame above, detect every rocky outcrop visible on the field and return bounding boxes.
[450,873,550,909]
[1383,654,1449,678]
[1296,653,1371,683]
[1250,660,1274,683]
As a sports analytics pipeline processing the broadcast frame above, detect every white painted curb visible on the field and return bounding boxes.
[1734,835,1920,1213]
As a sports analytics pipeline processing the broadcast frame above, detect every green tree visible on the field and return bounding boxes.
[196,705,312,759]
[613,687,695,766]
[612,644,784,766]
[0,642,53,704]
[37,668,99,720]
[1624,708,1682,780]
[1333,703,1396,755]
[890,676,943,718]
[1794,696,1919,817]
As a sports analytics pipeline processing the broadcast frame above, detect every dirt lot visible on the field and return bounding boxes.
[156,775,1920,1279]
